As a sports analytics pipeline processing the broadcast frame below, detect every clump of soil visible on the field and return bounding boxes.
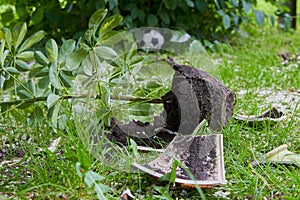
[167,57,235,132]
[106,117,175,149]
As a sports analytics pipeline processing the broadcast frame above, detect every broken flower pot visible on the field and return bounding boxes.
[251,144,300,167]
[104,59,234,188]
[106,58,235,147]
[234,107,286,126]
[132,134,227,188]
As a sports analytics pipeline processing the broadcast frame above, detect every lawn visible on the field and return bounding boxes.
[1,25,299,199]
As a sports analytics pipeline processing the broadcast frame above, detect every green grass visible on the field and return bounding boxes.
[215,28,300,199]
[1,27,300,199]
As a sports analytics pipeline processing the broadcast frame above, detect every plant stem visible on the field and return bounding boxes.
[0,94,164,106]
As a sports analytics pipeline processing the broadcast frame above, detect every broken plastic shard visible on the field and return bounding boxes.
[48,137,61,153]
[251,144,300,167]
[132,134,227,187]
[234,107,286,126]
[121,188,135,200]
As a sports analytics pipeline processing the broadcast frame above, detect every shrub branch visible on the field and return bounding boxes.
[0,94,164,107]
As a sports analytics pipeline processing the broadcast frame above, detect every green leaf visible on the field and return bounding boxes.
[88,8,108,29]
[1,104,10,114]
[242,0,252,14]
[158,172,172,182]
[16,102,34,109]
[46,39,58,62]
[95,184,111,200]
[0,39,5,63]
[2,28,12,51]
[153,186,173,200]
[159,13,170,25]
[95,183,112,194]
[124,3,136,11]
[254,10,265,26]
[18,89,33,99]
[195,0,207,13]
[58,39,75,63]
[131,7,141,20]
[130,139,139,158]
[82,55,93,77]
[50,101,61,130]
[30,66,49,77]
[158,160,179,192]
[30,105,44,125]
[29,8,44,26]
[145,80,162,88]
[185,0,194,7]
[147,14,158,26]
[125,43,137,66]
[19,30,46,53]
[169,160,179,183]
[138,10,146,22]
[99,85,110,106]
[76,162,83,179]
[217,10,225,16]
[6,67,19,74]
[189,39,205,53]
[128,103,151,116]
[17,51,34,61]
[12,23,27,50]
[34,51,50,66]
[37,76,50,90]
[130,56,144,68]
[60,69,74,77]
[0,30,4,39]
[270,15,275,27]
[23,79,36,96]
[3,78,14,90]
[1,9,14,23]
[66,49,88,71]
[230,0,238,7]
[15,4,27,17]
[284,14,291,30]
[59,71,73,88]
[108,0,118,10]
[94,46,118,60]
[84,171,105,188]
[222,14,231,29]
[49,63,62,89]
[47,94,61,109]
[214,0,221,9]
[83,29,93,46]
[15,59,30,71]
[1,50,9,66]
[99,15,123,38]
[95,185,107,200]
[231,12,239,26]
[163,0,177,10]
[97,30,123,46]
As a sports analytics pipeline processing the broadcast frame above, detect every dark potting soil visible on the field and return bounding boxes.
[183,135,217,180]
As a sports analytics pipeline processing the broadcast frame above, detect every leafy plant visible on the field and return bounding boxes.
[153,160,180,200]
[0,0,283,42]
[0,8,123,129]
[76,162,113,200]
[0,23,45,90]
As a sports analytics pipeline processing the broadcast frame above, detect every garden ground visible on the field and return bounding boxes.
[1,26,300,199]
